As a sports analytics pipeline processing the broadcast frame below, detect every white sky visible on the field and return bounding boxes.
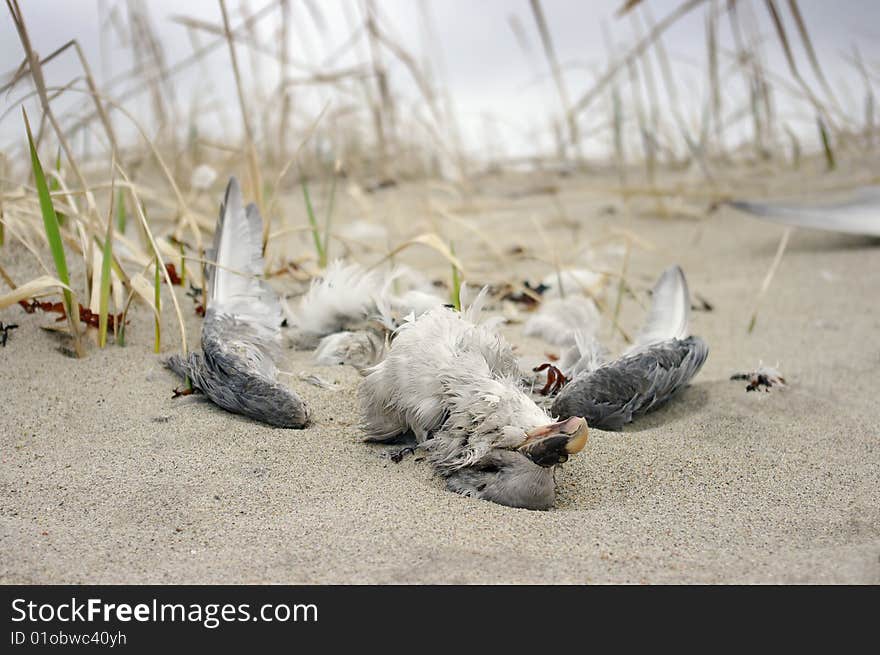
[2,1,879,160]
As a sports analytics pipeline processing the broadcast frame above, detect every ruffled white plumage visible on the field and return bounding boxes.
[286,261,383,347]
[360,286,524,442]
[540,268,606,300]
[523,295,601,347]
[287,261,445,358]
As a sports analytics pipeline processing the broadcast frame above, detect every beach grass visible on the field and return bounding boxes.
[0,0,875,354]
[23,107,84,357]
[97,178,115,348]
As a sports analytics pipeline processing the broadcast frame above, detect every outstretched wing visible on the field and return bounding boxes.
[728,188,880,237]
[168,177,309,428]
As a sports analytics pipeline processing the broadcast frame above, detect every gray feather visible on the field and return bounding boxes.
[728,187,880,237]
[551,336,708,430]
[166,177,308,429]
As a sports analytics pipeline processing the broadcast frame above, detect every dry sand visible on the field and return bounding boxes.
[1,170,879,583]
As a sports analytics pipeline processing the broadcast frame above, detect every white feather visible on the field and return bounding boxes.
[313,330,385,370]
[191,164,217,191]
[288,261,383,346]
[339,219,388,242]
[541,269,607,300]
[631,265,691,349]
[523,296,600,347]
[360,304,543,446]
[289,261,445,347]
[392,290,445,317]
[375,265,445,328]
[207,177,281,336]
[558,330,608,378]
[729,187,880,237]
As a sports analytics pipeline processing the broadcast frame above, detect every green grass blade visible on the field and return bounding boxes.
[1,155,5,247]
[97,192,115,348]
[50,148,65,226]
[116,187,126,233]
[301,178,326,267]
[179,242,186,287]
[23,108,83,357]
[450,241,462,311]
[785,126,801,169]
[747,313,757,334]
[116,281,137,349]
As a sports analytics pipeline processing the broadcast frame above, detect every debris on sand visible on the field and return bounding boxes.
[298,372,341,391]
[731,365,786,392]
[0,321,18,347]
[172,386,197,398]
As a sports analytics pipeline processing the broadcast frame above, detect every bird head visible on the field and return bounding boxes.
[433,381,589,510]
[516,416,589,466]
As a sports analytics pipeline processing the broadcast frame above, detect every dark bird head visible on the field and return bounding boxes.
[430,380,589,510]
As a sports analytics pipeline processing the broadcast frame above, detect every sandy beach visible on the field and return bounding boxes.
[1,170,879,584]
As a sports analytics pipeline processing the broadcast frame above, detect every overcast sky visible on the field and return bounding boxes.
[2,1,879,159]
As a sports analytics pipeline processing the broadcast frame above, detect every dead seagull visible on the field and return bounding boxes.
[359,288,588,510]
[548,265,708,431]
[166,177,309,428]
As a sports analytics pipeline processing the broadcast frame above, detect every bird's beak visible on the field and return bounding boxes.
[517,416,589,467]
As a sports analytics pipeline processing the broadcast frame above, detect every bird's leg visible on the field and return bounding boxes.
[172,386,197,398]
[533,362,554,395]
[533,363,567,396]
[552,368,567,394]
[0,322,18,347]
[390,446,415,463]
[544,367,557,395]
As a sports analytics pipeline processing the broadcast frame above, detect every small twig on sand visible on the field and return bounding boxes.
[748,227,792,333]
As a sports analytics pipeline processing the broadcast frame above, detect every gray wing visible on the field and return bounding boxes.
[551,336,708,431]
[166,177,309,428]
[168,312,309,428]
[728,188,880,237]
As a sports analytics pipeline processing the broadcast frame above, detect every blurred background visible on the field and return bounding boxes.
[2,0,879,352]
[3,0,879,171]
